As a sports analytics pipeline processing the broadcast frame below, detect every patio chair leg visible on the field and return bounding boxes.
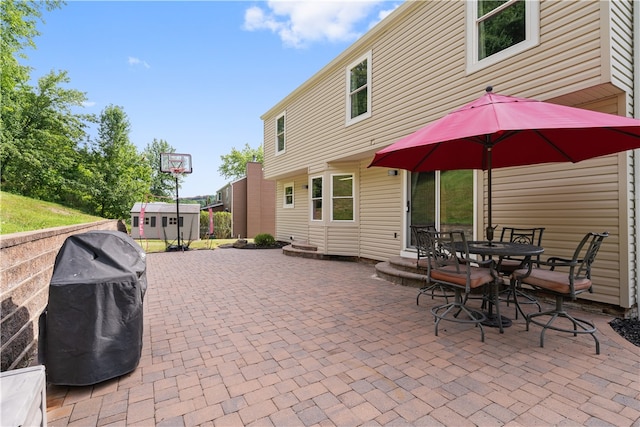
[526,296,600,355]
[431,290,486,342]
[501,279,541,320]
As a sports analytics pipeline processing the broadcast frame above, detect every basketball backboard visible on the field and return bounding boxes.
[160,153,193,174]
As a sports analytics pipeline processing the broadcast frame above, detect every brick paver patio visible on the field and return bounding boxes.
[46,248,640,426]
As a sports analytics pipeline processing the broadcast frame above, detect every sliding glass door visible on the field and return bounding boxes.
[407,170,474,247]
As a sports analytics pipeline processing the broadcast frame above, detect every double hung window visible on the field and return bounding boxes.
[467,0,539,73]
[284,183,294,208]
[346,51,372,125]
[331,174,354,221]
[276,112,286,154]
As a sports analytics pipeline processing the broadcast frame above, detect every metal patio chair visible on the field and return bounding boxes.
[512,231,609,354]
[411,225,455,305]
[497,227,545,318]
[426,230,496,342]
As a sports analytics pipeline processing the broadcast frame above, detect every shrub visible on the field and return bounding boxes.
[254,233,276,247]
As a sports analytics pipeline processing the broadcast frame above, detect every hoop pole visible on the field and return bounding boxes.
[175,175,181,250]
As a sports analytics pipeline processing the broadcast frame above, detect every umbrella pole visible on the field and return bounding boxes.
[486,146,494,243]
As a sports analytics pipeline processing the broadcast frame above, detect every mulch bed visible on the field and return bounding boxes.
[609,318,640,347]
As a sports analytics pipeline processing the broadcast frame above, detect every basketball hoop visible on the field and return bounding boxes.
[169,167,185,177]
[158,152,193,252]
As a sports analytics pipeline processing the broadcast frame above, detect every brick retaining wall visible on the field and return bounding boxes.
[0,220,118,371]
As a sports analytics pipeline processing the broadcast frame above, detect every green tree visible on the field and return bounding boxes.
[1,0,66,194]
[88,105,151,219]
[1,71,94,202]
[218,143,263,180]
[143,138,179,200]
[0,0,61,95]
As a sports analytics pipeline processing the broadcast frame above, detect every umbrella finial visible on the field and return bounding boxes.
[486,86,493,93]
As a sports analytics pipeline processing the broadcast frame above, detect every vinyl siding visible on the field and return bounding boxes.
[609,0,635,115]
[263,2,611,179]
[275,177,309,243]
[359,159,403,261]
[263,1,637,307]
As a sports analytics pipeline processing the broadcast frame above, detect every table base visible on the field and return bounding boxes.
[481,313,512,328]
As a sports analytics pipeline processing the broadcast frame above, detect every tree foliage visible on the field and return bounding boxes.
[142,138,179,200]
[0,1,183,221]
[1,71,94,203]
[218,143,263,180]
[86,105,151,219]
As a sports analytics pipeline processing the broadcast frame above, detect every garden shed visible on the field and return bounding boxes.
[130,202,200,241]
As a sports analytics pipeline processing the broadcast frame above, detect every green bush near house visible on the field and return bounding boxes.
[254,233,276,247]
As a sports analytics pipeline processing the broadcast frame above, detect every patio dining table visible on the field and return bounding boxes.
[452,240,544,333]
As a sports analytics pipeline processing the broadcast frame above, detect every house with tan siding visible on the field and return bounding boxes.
[261,1,639,312]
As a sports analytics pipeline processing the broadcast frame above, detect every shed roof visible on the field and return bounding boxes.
[130,202,201,214]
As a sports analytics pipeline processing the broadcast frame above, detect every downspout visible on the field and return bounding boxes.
[634,0,640,318]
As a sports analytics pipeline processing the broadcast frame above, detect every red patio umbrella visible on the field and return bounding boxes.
[369,87,640,242]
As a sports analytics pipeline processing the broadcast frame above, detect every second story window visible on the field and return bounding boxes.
[276,112,286,154]
[467,0,539,73]
[346,51,372,126]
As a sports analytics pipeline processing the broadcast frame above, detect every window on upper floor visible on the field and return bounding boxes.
[276,112,286,154]
[345,51,372,126]
[331,174,354,221]
[311,176,323,221]
[466,0,539,73]
[284,183,294,208]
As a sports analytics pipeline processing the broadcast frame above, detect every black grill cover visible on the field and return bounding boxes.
[41,230,147,386]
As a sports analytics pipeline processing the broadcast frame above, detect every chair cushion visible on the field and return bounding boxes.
[513,268,592,294]
[431,266,494,288]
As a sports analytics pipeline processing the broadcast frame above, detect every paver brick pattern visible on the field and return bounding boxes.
[46,249,640,426]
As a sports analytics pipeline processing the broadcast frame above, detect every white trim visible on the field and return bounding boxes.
[330,173,355,222]
[345,50,372,126]
[283,182,294,209]
[275,111,286,155]
[465,0,540,74]
[310,176,323,221]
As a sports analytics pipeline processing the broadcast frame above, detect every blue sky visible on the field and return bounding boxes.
[26,1,401,197]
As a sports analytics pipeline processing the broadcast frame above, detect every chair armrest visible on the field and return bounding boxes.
[541,257,578,270]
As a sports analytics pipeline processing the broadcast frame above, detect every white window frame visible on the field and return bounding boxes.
[275,111,286,155]
[310,176,323,221]
[330,173,355,222]
[283,182,294,208]
[345,51,372,126]
[465,0,539,74]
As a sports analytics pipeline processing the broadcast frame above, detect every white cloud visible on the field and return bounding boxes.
[369,5,399,29]
[82,101,96,108]
[243,1,387,48]
[128,56,150,69]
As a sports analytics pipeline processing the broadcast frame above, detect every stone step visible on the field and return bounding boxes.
[282,244,325,260]
[374,259,427,288]
[291,241,317,251]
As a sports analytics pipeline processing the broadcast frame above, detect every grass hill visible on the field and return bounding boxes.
[0,191,234,252]
[0,191,105,235]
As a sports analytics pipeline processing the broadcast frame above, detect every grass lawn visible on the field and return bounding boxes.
[134,238,239,253]
[1,191,105,234]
